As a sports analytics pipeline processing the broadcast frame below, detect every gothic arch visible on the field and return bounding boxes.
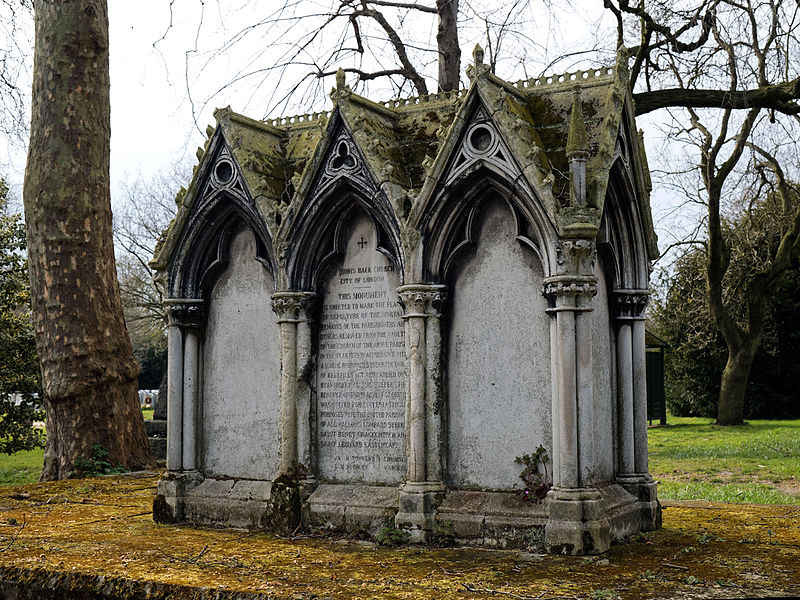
[168,189,275,301]
[597,158,650,291]
[421,167,557,283]
[285,182,404,291]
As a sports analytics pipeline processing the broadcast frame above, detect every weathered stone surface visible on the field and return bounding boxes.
[202,227,281,481]
[447,200,551,491]
[152,56,661,552]
[591,258,615,482]
[307,483,399,532]
[316,214,406,484]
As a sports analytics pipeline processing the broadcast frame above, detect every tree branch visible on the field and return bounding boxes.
[633,78,800,115]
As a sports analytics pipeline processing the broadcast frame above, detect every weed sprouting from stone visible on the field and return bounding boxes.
[515,445,551,502]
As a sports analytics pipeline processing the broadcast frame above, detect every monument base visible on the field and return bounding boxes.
[153,470,203,524]
[306,484,399,535]
[395,482,446,542]
[618,474,661,531]
[544,484,641,554]
[435,490,548,549]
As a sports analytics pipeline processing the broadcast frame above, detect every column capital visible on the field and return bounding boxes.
[271,291,318,323]
[164,299,205,328]
[397,284,447,318]
[543,275,598,311]
[612,289,650,320]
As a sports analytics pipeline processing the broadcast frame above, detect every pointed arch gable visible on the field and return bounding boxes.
[167,132,275,300]
[597,157,650,291]
[412,93,557,282]
[422,169,556,283]
[283,114,404,291]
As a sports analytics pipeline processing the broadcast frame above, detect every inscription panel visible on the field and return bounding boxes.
[317,215,406,483]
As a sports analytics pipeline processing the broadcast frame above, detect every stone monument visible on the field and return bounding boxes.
[151,46,660,554]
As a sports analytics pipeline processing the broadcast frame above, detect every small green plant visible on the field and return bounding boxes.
[376,515,410,546]
[430,520,456,547]
[697,531,714,544]
[590,589,616,600]
[684,575,700,585]
[71,444,127,478]
[515,445,551,502]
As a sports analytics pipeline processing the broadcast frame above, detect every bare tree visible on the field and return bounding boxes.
[24,0,152,479]
[158,0,575,127]
[0,0,32,143]
[606,0,800,424]
[114,164,186,407]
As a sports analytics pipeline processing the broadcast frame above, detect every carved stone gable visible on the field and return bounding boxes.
[311,124,376,198]
[200,141,250,203]
[444,106,519,186]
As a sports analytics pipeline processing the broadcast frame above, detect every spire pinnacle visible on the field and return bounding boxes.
[566,86,588,158]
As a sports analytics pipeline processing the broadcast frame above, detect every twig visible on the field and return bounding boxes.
[461,583,570,600]
[662,562,689,571]
[0,515,27,552]
[156,543,210,565]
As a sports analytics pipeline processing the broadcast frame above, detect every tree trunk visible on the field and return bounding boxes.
[436,0,460,92]
[717,343,758,426]
[23,0,153,480]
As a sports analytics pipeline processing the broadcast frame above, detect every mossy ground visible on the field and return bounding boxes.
[0,473,798,599]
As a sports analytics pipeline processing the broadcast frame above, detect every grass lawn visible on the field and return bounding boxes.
[2,414,798,505]
[0,447,44,485]
[649,415,800,504]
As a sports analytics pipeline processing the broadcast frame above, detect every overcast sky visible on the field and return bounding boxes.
[1,1,684,252]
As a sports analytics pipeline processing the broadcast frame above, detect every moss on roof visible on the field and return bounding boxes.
[153,55,656,270]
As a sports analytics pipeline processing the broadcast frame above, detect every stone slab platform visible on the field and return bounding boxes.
[0,474,798,599]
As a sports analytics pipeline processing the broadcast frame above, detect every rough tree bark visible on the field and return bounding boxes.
[23,0,153,479]
[436,0,460,92]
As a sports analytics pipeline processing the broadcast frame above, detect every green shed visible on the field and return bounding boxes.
[645,330,667,425]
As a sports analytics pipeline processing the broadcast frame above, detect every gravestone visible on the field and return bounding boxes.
[316,213,406,484]
[152,48,661,554]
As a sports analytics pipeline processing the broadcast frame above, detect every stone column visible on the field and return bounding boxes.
[272,291,317,477]
[544,237,611,555]
[395,284,447,541]
[165,304,185,473]
[613,290,660,530]
[155,298,204,524]
[181,303,204,473]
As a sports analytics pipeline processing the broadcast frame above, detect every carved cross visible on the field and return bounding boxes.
[357,237,368,249]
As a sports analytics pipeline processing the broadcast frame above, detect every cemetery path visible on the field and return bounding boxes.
[0,474,797,599]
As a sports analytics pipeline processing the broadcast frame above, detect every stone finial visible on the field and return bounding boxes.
[566,86,588,158]
[467,44,490,81]
[473,44,484,66]
[566,86,589,208]
[330,68,352,102]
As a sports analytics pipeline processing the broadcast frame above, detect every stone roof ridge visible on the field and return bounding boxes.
[380,88,467,110]
[263,110,331,129]
[513,65,616,93]
[244,64,615,130]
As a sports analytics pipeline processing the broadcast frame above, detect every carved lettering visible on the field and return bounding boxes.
[316,217,406,482]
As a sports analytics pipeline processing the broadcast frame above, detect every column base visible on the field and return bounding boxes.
[395,481,446,542]
[544,487,611,555]
[617,473,661,531]
[153,470,204,523]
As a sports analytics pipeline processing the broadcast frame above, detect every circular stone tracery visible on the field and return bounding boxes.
[214,160,234,185]
[469,125,493,153]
